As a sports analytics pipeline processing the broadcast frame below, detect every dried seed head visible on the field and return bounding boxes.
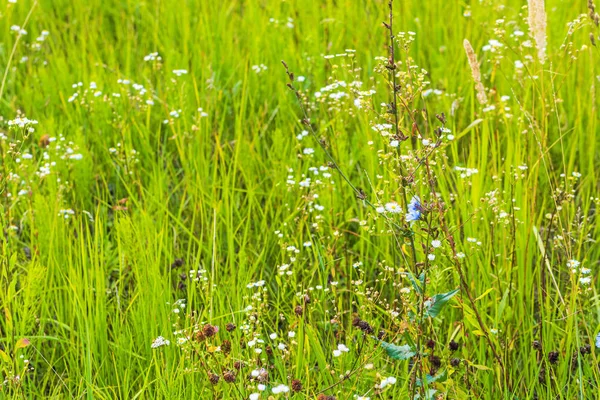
[233,360,245,370]
[532,340,542,350]
[450,358,461,367]
[195,331,206,342]
[463,39,488,104]
[223,370,236,383]
[429,355,442,369]
[208,372,220,385]
[202,324,218,338]
[171,258,184,268]
[294,305,304,316]
[548,351,559,364]
[426,339,436,350]
[357,320,374,334]
[449,340,459,352]
[527,0,547,63]
[226,323,236,332]
[221,339,231,355]
[291,379,303,392]
[580,344,591,355]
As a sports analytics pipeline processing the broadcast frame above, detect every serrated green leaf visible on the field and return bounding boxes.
[425,289,459,318]
[380,341,416,360]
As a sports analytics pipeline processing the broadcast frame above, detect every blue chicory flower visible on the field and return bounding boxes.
[405,195,422,222]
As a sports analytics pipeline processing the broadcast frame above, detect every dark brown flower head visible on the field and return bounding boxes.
[266,345,273,356]
[233,361,245,370]
[303,294,311,304]
[548,351,559,364]
[352,316,361,327]
[208,372,220,385]
[171,258,184,268]
[377,330,386,340]
[449,340,459,351]
[532,340,542,350]
[450,358,461,367]
[223,370,236,383]
[317,395,336,400]
[429,355,442,369]
[426,339,435,349]
[580,344,591,355]
[357,320,373,334]
[294,305,304,316]
[202,324,218,338]
[226,323,236,332]
[221,339,231,354]
[291,379,303,392]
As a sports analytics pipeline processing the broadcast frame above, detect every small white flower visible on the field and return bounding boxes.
[380,376,397,388]
[303,147,315,155]
[384,202,402,214]
[431,240,442,248]
[579,277,592,285]
[272,384,290,394]
[249,393,260,400]
[151,336,170,348]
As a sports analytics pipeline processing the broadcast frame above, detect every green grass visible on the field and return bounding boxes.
[0,0,599,398]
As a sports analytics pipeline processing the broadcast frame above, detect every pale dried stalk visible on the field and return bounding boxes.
[463,39,487,105]
[528,0,547,63]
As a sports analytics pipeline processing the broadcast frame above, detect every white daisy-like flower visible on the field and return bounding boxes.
[384,202,402,214]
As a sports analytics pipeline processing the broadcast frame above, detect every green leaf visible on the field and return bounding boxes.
[0,349,11,364]
[425,289,459,318]
[15,338,31,350]
[417,369,448,386]
[407,272,425,295]
[379,341,416,360]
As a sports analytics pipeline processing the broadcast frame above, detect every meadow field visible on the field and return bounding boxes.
[1,0,599,398]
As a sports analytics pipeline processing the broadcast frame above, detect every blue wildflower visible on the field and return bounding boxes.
[596,332,600,349]
[405,195,422,222]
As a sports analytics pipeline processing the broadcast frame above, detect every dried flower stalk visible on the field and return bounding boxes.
[463,39,487,105]
[528,0,547,63]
